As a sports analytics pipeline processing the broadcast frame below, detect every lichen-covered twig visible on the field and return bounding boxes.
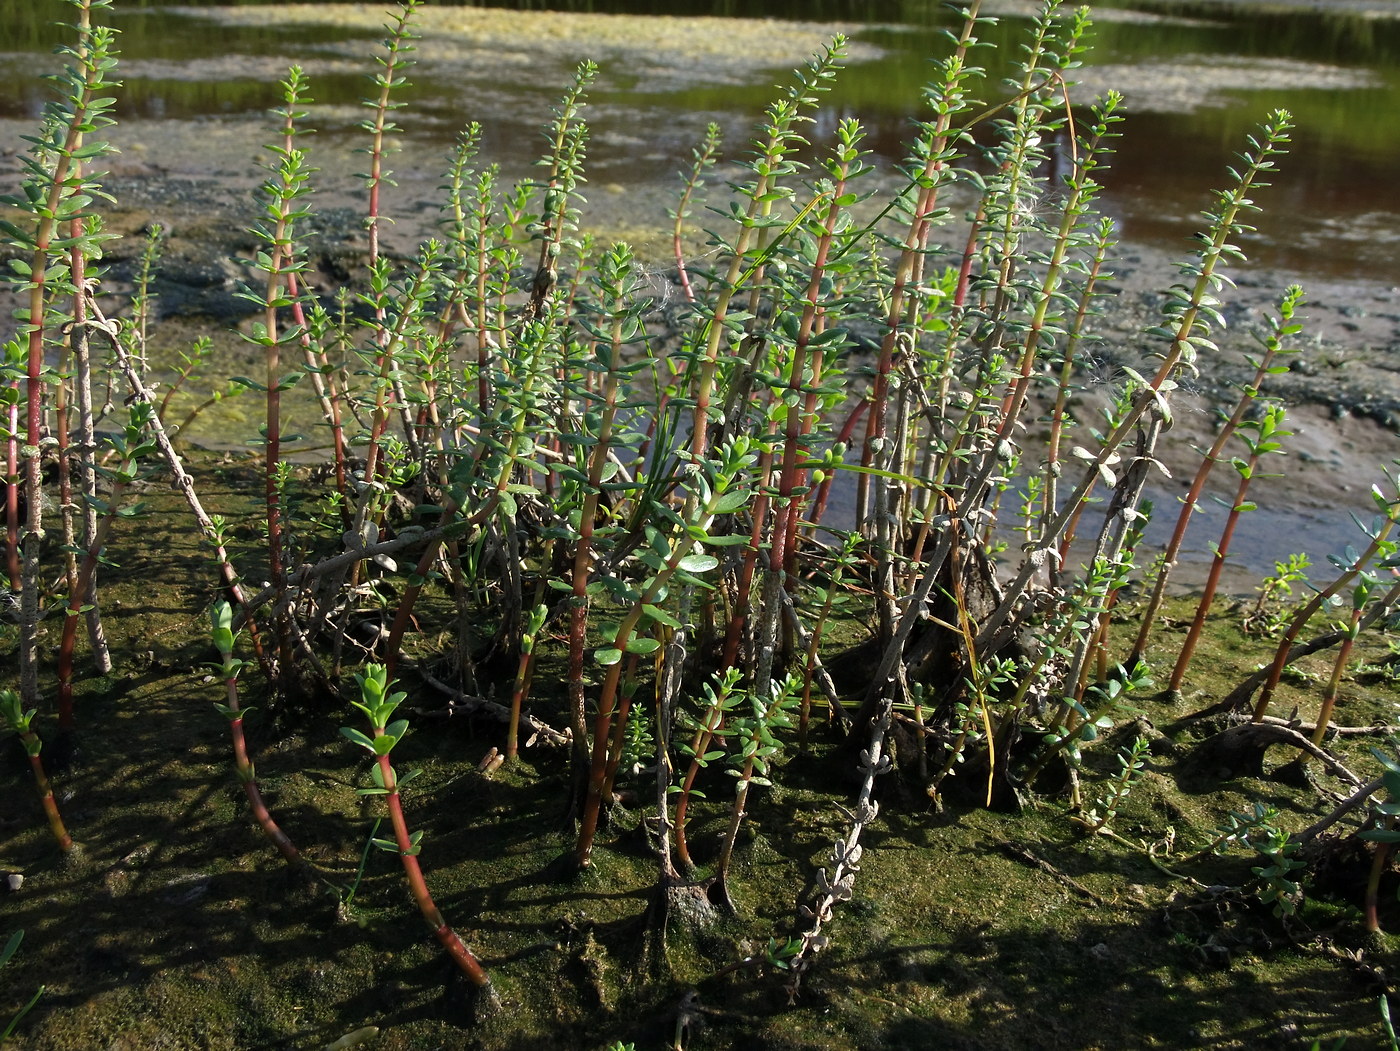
[784,695,891,998]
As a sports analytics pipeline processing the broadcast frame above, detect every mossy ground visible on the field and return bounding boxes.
[4,453,1400,1050]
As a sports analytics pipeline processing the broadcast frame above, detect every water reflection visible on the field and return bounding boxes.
[0,0,1396,279]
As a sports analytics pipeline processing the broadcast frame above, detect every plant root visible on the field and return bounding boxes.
[636,877,717,978]
[416,667,571,748]
[1187,721,1365,786]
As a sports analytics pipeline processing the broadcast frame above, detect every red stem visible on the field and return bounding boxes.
[22,739,74,852]
[506,647,534,760]
[376,752,491,989]
[219,655,301,864]
[1170,457,1262,693]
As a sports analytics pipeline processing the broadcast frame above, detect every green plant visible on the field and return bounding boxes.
[1167,402,1292,696]
[237,63,317,675]
[0,689,74,853]
[925,661,1012,806]
[0,0,120,713]
[712,674,801,912]
[1133,285,1304,665]
[1244,552,1312,637]
[210,601,302,867]
[506,603,548,760]
[1073,734,1150,835]
[336,817,383,922]
[1249,480,1400,722]
[55,402,155,738]
[0,931,45,1043]
[344,664,496,1002]
[1310,576,1380,746]
[574,436,761,871]
[1359,745,1400,933]
[11,0,1391,1035]
[1191,802,1306,918]
[673,666,745,875]
[1251,823,1305,919]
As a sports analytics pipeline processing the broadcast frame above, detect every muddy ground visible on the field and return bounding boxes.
[4,5,1400,1050]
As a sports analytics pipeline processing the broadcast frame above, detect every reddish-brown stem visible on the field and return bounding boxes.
[363,4,417,270]
[719,428,776,670]
[1132,381,1287,667]
[3,387,18,590]
[597,654,640,807]
[222,672,301,866]
[260,97,307,671]
[574,654,628,867]
[674,686,730,873]
[576,509,719,868]
[1251,517,1395,722]
[1312,612,1362,746]
[18,5,105,708]
[1366,820,1395,934]
[562,319,625,806]
[856,5,980,529]
[374,748,491,989]
[505,646,535,760]
[807,400,869,532]
[286,270,350,507]
[55,324,77,606]
[19,735,74,853]
[766,161,847,602]
[1041,228,1111,583]
[1170,468,1253,695]
[713,757,755,909]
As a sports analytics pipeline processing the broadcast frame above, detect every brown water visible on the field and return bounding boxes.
[1,0,1397,281]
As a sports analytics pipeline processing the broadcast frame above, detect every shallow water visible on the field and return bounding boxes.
[1,0,1397,281]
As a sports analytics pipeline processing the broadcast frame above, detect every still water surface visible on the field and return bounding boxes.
[0,0,1396,281]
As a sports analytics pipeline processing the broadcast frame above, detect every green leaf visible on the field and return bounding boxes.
[642,604,681,629]
[712,491,751,515]
[701,534,751,548]
[340,726,377,752]
[0,928,21,966]
[595,647,623,666]
[677,553,719,574]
